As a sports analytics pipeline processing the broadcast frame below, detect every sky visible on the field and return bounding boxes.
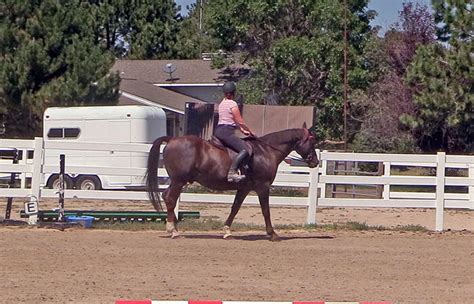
[367,0,432,33]
[175,0,433,35]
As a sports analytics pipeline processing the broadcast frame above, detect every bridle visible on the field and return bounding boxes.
[298,131,316,164]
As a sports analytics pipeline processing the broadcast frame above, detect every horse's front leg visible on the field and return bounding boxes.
[256,187,280,242]
[223,188,250,239]
[163,180,185,239]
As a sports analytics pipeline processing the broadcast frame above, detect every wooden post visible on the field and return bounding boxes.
[435,152,446,231]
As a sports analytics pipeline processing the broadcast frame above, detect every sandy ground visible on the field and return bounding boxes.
[1,198,474,304]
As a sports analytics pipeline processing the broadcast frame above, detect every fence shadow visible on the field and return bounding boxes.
[159,233,335,241]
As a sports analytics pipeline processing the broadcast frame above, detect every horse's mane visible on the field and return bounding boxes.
[257,128,303,144]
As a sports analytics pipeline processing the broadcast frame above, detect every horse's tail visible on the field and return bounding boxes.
[146,136,172,212]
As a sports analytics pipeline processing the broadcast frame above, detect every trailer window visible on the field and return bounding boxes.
[47,128,80,139]
[47,128,63,138]
[64,128,80,138]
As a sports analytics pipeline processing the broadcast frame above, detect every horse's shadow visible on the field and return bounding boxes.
[159,233,334,241]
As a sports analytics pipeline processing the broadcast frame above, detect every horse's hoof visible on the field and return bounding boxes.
[223,225,232,239]
[223,233,233,239]
[270,234,281,242]
[166,222,175,234]
[171,231,182,239]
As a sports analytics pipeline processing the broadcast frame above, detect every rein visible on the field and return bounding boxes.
[248,129,314,163]
[252,137,295,156]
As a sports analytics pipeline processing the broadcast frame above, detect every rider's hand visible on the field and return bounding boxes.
[243,130,256,138]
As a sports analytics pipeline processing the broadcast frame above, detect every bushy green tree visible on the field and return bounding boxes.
[1,0,120,137]
[351,2,435,153]
[404,0,473,152]
[203,0,376,140]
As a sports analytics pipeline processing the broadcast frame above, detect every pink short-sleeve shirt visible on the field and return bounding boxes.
[218,98,238,126]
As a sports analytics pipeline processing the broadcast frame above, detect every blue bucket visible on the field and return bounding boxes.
[65,215,95,228]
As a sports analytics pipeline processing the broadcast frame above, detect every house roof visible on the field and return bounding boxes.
[112,59,247,84]
[118,78,203,113]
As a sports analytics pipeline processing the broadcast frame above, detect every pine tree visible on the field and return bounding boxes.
[89,0,132,57]
[126,0,181,59]
[1,0,120,137]
[404,0,473,152]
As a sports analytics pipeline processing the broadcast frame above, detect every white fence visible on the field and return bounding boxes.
[0,137,473,231]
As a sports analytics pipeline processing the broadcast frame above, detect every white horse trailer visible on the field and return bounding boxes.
[43,105,166,190]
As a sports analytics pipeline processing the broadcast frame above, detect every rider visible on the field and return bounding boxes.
[214,81,255,182]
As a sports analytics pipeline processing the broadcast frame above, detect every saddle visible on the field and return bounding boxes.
[208,136,254,171]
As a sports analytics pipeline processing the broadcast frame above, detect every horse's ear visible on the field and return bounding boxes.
[302,122,307,129]
[302,126,311,142]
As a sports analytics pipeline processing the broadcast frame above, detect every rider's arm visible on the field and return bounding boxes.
[231,106,254,136]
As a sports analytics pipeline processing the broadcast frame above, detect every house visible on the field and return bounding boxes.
[111,59,315,139]
[111,59,246,136]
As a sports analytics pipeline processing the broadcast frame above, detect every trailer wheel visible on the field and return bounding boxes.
[75,175,102,190]
[47,174,74,189]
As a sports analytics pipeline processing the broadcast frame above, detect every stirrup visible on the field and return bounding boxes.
[227,173,246,182]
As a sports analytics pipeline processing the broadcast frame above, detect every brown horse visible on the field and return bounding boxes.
[146,127,319,241]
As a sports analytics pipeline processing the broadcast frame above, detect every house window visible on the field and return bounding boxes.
[47,128,81,139]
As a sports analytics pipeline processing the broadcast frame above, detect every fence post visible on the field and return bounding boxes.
[19,148,27,189]
[383,161,391,200]
[28,137,43,225]
[306,150,321,225]
[319,150,327,199]
[4,149,18,220]
[435,152,446,231]
[469,164,474,210]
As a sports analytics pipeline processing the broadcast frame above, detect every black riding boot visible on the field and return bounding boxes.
[227,150,249,182]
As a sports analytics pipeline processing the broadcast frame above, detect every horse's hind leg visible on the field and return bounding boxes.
[256,187,280,242]
[223,189,250,238]
[163,180,186,238]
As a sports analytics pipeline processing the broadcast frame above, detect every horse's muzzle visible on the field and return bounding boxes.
[306,155,319,168]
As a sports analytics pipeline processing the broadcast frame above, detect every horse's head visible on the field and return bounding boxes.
[294,128,319,168]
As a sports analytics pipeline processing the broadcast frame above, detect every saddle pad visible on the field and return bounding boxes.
[208,136,254,157]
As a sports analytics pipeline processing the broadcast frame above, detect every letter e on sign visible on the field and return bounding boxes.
[25,201,38,215]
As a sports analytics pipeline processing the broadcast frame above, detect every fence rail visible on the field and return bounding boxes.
[1,137,473,230]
